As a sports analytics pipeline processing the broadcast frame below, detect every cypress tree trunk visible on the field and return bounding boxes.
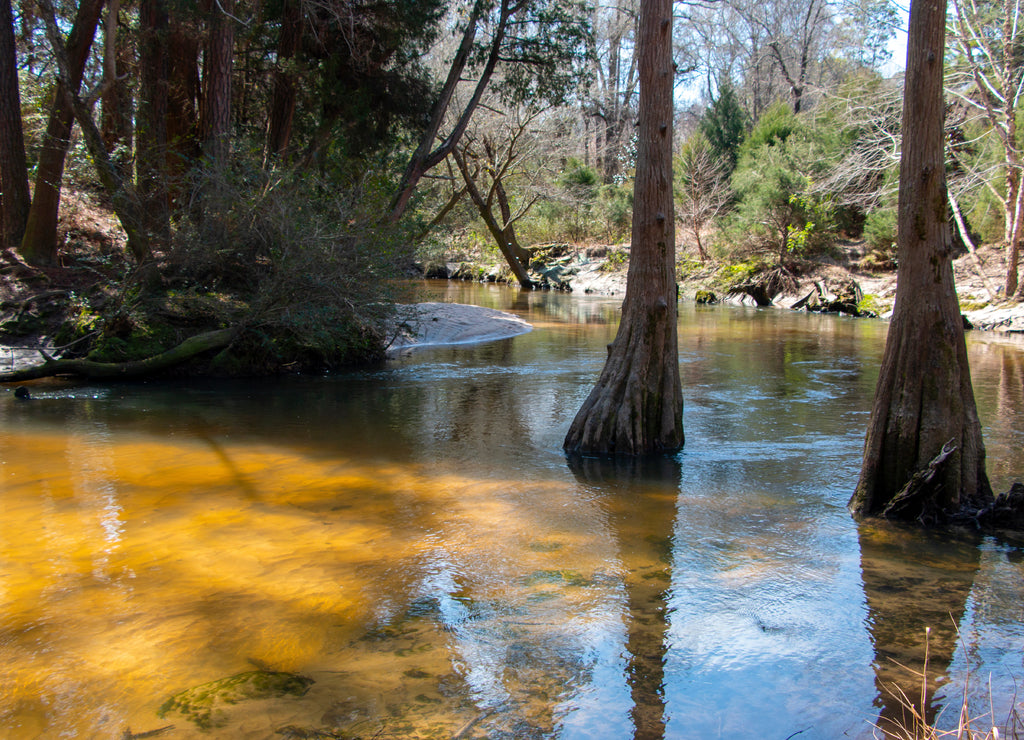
[850,0,993,521]
[18,0,104,266]
[563,0,683,456]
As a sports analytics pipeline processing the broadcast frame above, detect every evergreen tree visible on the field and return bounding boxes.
[699,82,745,173]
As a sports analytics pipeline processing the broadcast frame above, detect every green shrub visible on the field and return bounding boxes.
[863,207,897,253]
[728,105,838,260]
[163,155,406,371]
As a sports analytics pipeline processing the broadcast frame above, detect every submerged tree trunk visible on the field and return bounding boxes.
[563,0,683,456]
[0,328,233,382]
[850,0,992,521]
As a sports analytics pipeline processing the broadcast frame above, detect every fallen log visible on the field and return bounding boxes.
[0,328,234,382]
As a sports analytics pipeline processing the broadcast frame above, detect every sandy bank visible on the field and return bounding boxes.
[387,302,532,357]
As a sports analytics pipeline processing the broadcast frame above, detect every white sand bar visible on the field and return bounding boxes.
[386,302,532,356]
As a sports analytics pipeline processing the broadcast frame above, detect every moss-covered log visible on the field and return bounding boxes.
[0,328,233,382]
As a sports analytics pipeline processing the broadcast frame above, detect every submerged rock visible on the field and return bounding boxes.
[158,670,314,729]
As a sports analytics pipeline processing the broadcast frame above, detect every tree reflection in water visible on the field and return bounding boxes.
[569,453,680,739]
[857,522,981,737]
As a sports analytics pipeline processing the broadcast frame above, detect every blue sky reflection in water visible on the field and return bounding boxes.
[0,281,1022,739]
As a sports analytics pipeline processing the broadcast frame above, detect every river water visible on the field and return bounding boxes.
[1,282,1022,739]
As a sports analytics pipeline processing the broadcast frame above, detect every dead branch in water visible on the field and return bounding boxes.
[0,328,234,382]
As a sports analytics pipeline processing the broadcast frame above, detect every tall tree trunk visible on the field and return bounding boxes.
[37,0,153,271]
[264,0,300,162]
[850,0,992,521]
[1001,0,1022,298]
[563,0,683,456]
[0,0,29,250]
[166,15,201,190]
[18,0,104,266]
[137,0,170,247]
[200,0,233,164]
[1003,145,1021,298]
[100,0,132,179]
[1007,228,1021,297]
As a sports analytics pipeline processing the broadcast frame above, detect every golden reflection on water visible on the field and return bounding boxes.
[0,424,628,739]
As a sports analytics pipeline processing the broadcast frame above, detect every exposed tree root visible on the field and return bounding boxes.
[877,440,1024,531]
[728,265,800,306]
[0,328,234,382]
[881,440,956,523]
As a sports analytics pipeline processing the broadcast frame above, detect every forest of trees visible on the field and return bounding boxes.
[0,0,1023,374]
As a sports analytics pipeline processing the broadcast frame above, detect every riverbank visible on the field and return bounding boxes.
[428,240,1024,339]
[4,229,1024,381]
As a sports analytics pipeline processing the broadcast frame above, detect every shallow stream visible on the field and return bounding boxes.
[1,282,1022,739]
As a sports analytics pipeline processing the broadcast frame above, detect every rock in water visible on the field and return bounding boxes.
[158,671,314,729]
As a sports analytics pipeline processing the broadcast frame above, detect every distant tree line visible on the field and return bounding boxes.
[1,0,1022,311]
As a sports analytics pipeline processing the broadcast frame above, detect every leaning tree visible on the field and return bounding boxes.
[563,0,683,456]
[849,0,993,522]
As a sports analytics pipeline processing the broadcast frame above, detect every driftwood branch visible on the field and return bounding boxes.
[881,440,957,521]
[0,329,234,382]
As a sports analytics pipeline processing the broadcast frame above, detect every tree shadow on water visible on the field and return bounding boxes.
[857,522,983,738]
[568,453,681,740]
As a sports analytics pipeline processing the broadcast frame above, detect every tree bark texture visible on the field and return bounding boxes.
[850,0,992,521]
[200,0,233,164]
[136,0,170,246]
[563,0,683,456]
[18,0,104,266]
[264,0,301,161]
[167,18,201,164]
[0,0,29,249]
